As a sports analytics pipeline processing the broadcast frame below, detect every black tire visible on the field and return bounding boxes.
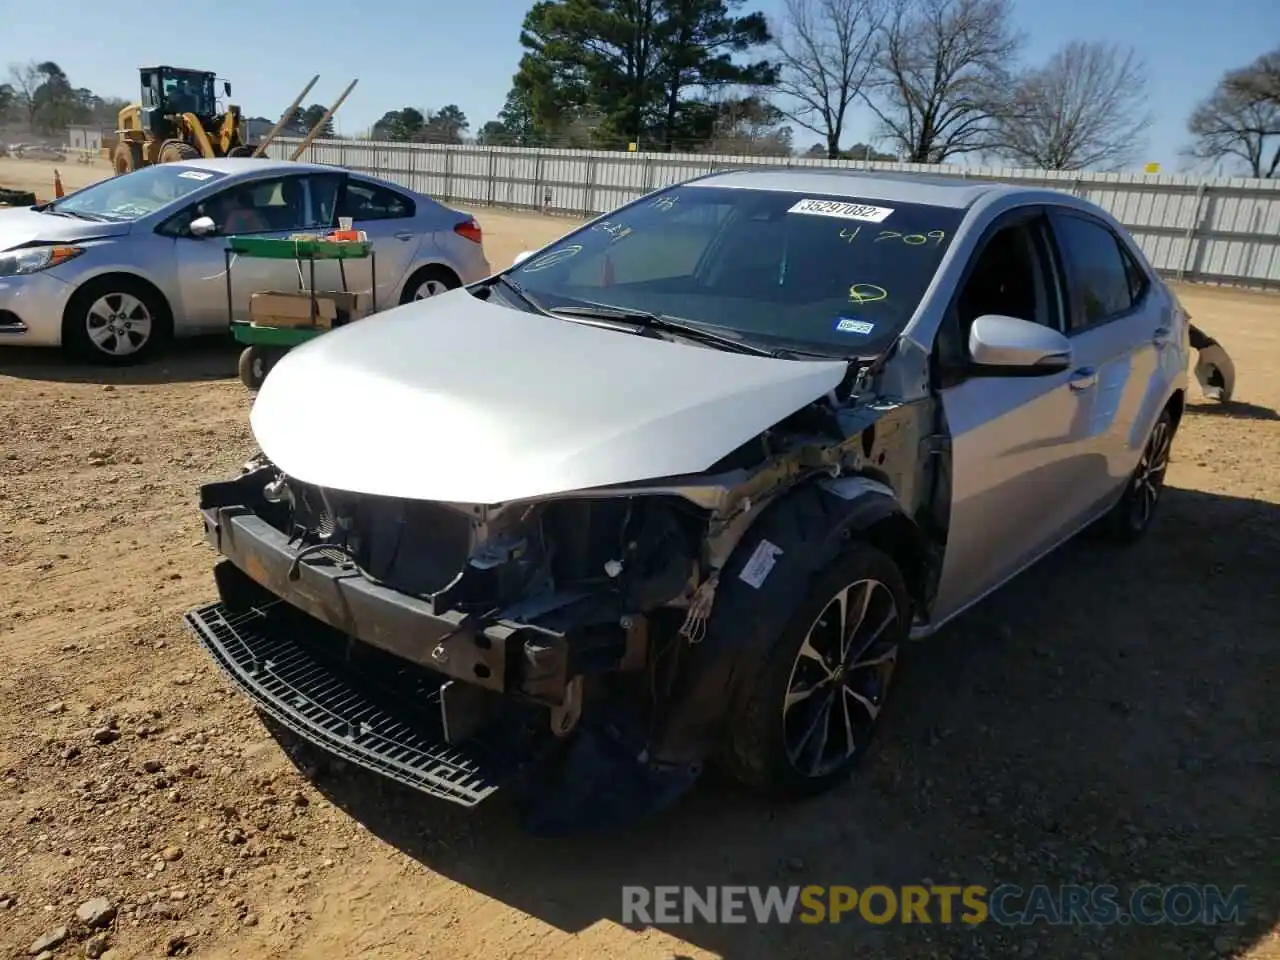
[227,146,257,158]
[399,264,461,305]
[721,540,910,799]
[112,141,143,176]
[157,139,200,163]
[1098,406,1176,543]
[238,345,282,390]
[0,188,37,207]
[62,276,172,365]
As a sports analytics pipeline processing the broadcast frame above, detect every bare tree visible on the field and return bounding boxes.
[863,0,1023,163]
[1186,48,1280,178]
[993,41,1152,171]
[771,0,886,158]
[7,61,42,128]
[1228,47,1280,107]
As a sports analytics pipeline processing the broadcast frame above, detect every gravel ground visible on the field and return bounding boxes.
[1,154,1277,959]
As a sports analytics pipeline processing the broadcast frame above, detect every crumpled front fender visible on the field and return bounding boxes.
[1189,323,1235,403]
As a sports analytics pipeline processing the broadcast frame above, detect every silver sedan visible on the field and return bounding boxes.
[0,158,492,364]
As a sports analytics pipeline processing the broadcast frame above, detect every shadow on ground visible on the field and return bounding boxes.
[1186,399,1280,422]
[273,485,1279,960]
[0,336,239,385]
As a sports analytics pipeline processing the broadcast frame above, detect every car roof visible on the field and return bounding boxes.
[688,167,1024,210]
[164,157,336,178]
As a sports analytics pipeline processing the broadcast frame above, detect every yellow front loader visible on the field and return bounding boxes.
[107,66,254,173]
[104,68,347,173]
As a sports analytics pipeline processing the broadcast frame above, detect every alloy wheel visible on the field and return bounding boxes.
[782,578,900,778]
[86,292,152,357]
[1130,418,1172,527]
[413,278,451,300]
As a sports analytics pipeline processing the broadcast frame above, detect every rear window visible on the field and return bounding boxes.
[512,185,965,356]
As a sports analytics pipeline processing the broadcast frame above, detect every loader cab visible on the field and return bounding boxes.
[139,66,217,135]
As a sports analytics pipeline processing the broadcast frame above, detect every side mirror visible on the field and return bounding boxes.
[969,314,1072,375]
[512,250,534,267]
[189,215,217,238]
[224,81,232,97]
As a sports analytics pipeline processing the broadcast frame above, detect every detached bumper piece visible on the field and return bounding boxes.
[184,599,530,807]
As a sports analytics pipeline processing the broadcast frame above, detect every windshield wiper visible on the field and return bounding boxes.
[44,208,108,221]
[547,303,785,358]
[493,274,548,313]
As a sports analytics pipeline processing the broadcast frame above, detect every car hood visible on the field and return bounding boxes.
[250,289,850,504]
[0,207,131,251]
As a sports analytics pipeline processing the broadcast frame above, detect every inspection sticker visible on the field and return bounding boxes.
[835,316,875,335]
[787,198,894,222]
[178,170,214,180]
[739,538,784,589]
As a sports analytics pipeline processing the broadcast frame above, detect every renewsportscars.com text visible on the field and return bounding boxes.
[621,884,1248,926]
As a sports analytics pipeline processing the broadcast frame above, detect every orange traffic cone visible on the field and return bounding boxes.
[53,170,64,198]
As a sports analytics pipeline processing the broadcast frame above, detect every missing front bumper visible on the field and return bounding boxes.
[198,504,578,702]
[183,598,534,807]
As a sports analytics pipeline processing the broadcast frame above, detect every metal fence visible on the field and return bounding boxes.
[268,137,1280,289]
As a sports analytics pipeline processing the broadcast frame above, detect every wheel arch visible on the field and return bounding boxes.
[398,260,462,303]
[648,477,927,765]
[61,271,175,344]
[1165,387,1185,431]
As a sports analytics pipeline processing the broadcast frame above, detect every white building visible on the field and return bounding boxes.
[66,125,112,151]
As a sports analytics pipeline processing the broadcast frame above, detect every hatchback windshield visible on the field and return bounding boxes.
[511,185,965,356]
[49,165,229,222]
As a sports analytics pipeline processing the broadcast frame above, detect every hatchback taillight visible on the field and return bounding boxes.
[454,218,482,244]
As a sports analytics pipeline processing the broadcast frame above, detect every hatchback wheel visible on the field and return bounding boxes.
[62,277,171,365]
[1100,407,1175,542]
[400,265,460,304]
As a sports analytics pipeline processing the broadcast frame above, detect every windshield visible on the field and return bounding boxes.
[49,165,228,221]
[510,185,965,356]
[163,71,216,116]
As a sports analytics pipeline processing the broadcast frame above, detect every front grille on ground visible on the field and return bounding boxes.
[184,600,522,807]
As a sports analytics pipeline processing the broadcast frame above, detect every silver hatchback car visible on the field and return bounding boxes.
[0,159,491,364]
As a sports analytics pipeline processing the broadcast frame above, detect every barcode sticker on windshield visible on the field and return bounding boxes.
[788,198,894,222]
[178,170,213,181]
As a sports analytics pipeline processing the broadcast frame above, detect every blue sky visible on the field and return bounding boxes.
[7,0,1277,171]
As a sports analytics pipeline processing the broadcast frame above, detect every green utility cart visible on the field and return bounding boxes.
[225,234,378,390]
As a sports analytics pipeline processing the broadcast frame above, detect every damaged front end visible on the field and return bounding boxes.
[184,364,935,834]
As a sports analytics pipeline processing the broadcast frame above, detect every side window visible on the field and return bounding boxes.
[1120,242,1150,304]
[1051,213,1136,331]
[935,214,1062,378]
[195,176,311,235]
[338,180,415,221]
[307,173,345,228]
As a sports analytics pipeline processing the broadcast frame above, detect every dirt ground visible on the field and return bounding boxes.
[1,155,1278,960]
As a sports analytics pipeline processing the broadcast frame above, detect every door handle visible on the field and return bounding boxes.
[1068,367,1098,390]
[394,232,415,241]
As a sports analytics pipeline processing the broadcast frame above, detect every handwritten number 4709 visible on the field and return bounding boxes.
[874,229,947,245]
[841,227,947,245]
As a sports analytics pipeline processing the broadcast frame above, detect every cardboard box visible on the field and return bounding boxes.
[325,291,368,324]
[249,291,338,329]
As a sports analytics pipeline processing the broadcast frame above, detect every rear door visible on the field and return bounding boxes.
[1045,208,1165,513]
[333,177,426,308]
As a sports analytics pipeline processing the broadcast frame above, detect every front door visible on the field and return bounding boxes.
[171,173,334,330]
[929,208,1103,623]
